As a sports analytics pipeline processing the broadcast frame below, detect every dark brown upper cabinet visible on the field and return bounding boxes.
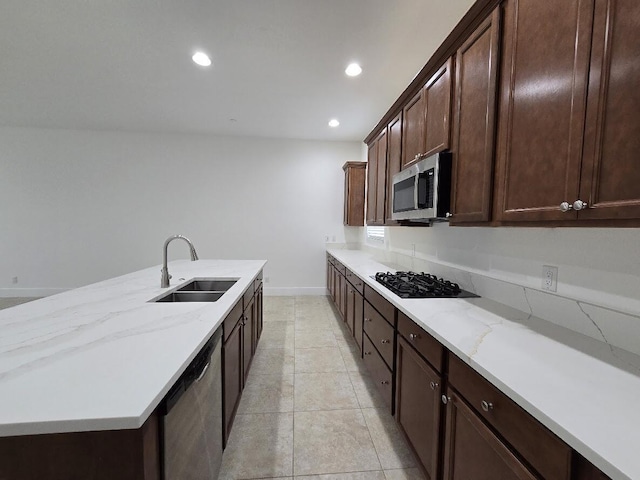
[385,113,403,225]
[493,0,595,222]
[450,8,501,224]
[579,0,640,220]
[366,129,388,226]
[402,58,453,169]
[342,162,366,226]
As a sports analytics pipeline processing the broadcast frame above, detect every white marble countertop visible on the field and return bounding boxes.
[0,259,266,437]
[328,248,640,480]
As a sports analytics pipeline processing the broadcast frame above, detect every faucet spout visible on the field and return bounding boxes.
[161,235,199,288]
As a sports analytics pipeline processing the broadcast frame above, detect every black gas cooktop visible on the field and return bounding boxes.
[373,271,478,299]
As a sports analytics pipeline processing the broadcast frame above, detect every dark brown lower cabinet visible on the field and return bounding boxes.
[345,282,356,334]
[442,388,537,480]
[362,333,394,412]
[395,336,442,480]
[255,283,263,341]
[223,317,243,446]
[353,288,363,352]
[243,295,255,380]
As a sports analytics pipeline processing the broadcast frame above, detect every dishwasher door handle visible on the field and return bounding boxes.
[195,362,210,382]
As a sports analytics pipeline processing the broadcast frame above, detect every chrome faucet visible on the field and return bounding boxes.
[161,235,199,287]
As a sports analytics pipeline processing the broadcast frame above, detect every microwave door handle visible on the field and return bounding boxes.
[413,174,419,209]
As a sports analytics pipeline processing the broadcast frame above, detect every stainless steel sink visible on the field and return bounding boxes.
[177,279,237,292]
[155,292,224,303]
[152,278,238,303]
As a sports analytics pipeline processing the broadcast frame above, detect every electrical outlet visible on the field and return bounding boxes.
[541,265,558,292]
[325,235,330,242]
[11,276,18,284]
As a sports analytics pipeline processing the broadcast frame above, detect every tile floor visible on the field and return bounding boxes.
[218,296,425,480]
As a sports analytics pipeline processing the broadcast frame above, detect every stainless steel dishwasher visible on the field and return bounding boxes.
[161,327,222,480]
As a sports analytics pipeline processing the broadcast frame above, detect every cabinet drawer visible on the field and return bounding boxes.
[364,284,395,323]
[223,300,243,342]
[334,261,346,276]
[345,269,364,295]
[362,333,393,412]
[254,270,263,290]
[397,311,443,373]
[448,354,571,480]
[363,301,395,368]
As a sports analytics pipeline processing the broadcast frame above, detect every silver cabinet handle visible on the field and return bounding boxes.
[409,333,418,341]
[445,212,453,218]
[481,400,494,412]
[429,381,439,390]
[381,339,390,344]
[364,317,372,322]
[573,199,588,210]
[195,362,210,382]
[381,380,389,385]
[364,351,372,356]
[441,394,450,405]
[560,201,572,212]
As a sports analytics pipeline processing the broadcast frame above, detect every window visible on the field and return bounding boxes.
[366,226,385,242]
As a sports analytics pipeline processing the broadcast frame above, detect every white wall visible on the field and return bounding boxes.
[0,126,362,296]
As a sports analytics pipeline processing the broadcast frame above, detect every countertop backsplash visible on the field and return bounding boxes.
[338,225,640,359]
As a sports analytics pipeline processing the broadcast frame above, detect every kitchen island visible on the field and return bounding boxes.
[0,259,265,478]
[328,248,640,480]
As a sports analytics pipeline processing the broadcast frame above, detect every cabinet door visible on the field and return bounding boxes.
[424,58,453,158]
[366,142,378,225]
[223,321,243,446]
[450,9,501,224]
[402,89,426,168]
[442,389,537,480]
[386,113,402,225]
[255,285,263,343]
[353,290,363,352]
[395,337,442,480]
[494,0,594,222]
[243,296,255,381]
[345,284,355,334]
[579,0,640,220]
[375,129,388,225]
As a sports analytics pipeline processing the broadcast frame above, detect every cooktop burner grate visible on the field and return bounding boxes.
[373,271,478,299]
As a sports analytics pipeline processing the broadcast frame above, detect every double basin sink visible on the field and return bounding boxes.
[154,279,238,303]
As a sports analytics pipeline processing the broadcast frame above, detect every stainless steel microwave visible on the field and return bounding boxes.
[391,151,452,221]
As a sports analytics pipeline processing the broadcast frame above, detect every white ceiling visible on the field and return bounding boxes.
[0,1,475,141]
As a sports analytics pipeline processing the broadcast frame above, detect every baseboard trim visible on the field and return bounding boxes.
[0,288,68,298]
[264,287,327,296]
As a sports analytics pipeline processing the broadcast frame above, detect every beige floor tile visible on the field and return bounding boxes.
[294,372,359,411]
[362,408,417,470]
[383,468,426,480]
[236,374,294,413]
[293,409,381,475]
[348,371,387,409]
[260,323,295,349]
[339,344,368,375]
[250,347,295,376]
[295,330,338,349]
[295,317,335,332]
[297,472,386,479]
[219,412,293,479]
[295,347,346,373]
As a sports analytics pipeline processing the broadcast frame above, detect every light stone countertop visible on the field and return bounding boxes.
[0,259,265,437]
[328,248,640,480]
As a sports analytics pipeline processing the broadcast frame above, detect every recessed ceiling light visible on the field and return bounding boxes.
[192,51,212,67]
[345,63,362,77]
[328,119,340,128]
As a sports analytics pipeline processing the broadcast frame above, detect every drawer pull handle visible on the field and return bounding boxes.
[409,333,418,340]
[364,351,372,356]
[381,339,390,344]
[381,380,389,385]
[429,381,439,390]
[481,400,494,412]
[441,394,450,405]
[365,318,372,322]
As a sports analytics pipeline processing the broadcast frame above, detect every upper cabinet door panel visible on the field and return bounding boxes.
[386,113,402,225]
[375,129,388,224]
[424,57,453,158]
[580,0,640,219]
[402,90,426,168]
[450,9,501,224]
[494,0,594,222]
[366,142,377,225]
